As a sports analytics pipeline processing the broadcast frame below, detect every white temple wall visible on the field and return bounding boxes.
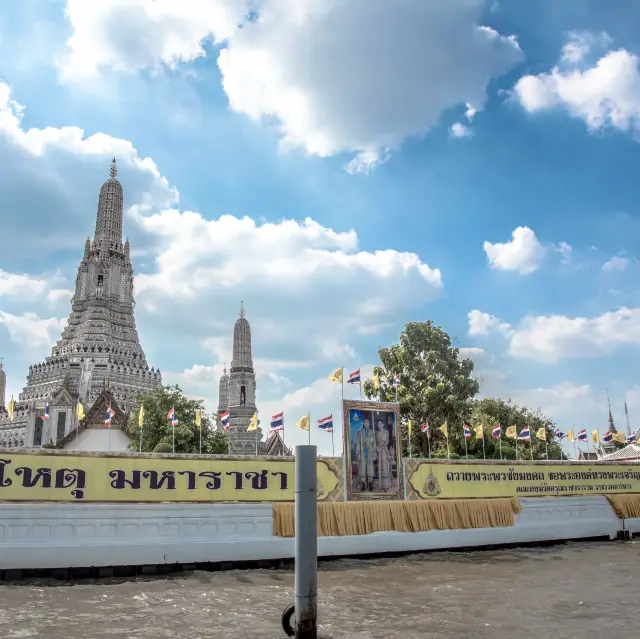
[0,496,627,572]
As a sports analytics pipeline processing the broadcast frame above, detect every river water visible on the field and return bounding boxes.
[1,541,639,638]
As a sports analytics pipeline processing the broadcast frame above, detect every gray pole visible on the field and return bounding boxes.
[295,445,318,639]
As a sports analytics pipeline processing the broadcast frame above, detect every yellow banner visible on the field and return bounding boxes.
[0,451,344,503]
[405,460,640,500]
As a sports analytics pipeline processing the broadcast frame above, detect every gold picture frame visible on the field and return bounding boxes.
[342,399,403,501]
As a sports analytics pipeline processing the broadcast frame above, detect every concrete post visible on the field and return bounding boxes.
[295,445,318,639]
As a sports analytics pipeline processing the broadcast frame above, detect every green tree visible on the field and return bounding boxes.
[470,397,564,461]
[363,321,480,458]
[126,385,228,454]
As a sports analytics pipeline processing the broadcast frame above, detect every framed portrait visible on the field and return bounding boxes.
[342,399,403,501]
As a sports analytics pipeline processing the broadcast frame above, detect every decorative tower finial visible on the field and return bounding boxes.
[110,157,118,179]
[607,388,617,433]
[239,301,245,318]
[224,361,227,375]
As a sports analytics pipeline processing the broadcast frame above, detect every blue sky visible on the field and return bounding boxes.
[1,0,640,454]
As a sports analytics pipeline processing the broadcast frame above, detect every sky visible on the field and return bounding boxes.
[1,0,640,456]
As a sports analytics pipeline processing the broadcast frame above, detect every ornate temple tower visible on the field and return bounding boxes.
[0,359,6,410]
[0,159,162,449]
[225,303,262,454]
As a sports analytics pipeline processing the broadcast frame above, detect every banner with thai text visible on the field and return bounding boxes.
[404,459,640,500]
[0,450,344,503]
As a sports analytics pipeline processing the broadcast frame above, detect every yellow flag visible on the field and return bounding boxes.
[505,425,517,439]
[439,422,448,437]
[567,429,575,442]
[138,403,144,428]
[7,397,15,421]
[473,424,484,439]
[536,427,546,441]
[248,412,258,431]
[328,367,343,383]
[76,402,85,421]
[371,373,380,390]
[195,409,202,427]
[613,431,626,444]
[408,420,413,436]
[591,429,600,444]
[296,415,310,431]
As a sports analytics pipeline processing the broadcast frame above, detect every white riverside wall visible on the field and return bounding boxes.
[0,496,632,572]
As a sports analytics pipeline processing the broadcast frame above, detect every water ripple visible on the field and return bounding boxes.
[1,541,638,638]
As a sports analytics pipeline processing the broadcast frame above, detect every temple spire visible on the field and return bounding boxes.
[94,157,124,246]
[625,401,632,437]
[239,300,245,318]
[607,389,617,433]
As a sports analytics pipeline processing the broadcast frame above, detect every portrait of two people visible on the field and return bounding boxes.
[349,408,398,494]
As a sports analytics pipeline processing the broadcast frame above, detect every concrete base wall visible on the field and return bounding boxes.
[0,496,628,572]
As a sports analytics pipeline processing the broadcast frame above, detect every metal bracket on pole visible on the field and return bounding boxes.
[282,445,318,639]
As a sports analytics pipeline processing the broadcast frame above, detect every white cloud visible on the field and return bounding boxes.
[473,306,640,363]
[131,209,443,359]
[0,311,67,349]
[60,0,523,170]
[0,79,177,258]
[483,226,546,274]
[59,0,247,80]
[468,310,511,337]
[513,32,640,135]
[603,255,632,272]
[458,346,486,358]
[0,269,73,306]
[450,122,473,138]
[507,307,640,363]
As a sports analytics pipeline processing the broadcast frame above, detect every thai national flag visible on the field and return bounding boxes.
[492,424,501,439]
[318,415,333,433]
[602,430,613,443]
[577,428,588,442]
[42,402,50,421]
[463,423,471,439]
[392,375,400,387]
[104,406,115,427]
[347,369,361,384]
[270,412,284,431]
[517,426,531,441]
[420,422,430,435]
[167,407,178,427]
[219,410,230,431]
[554,428,567,440]
[627,434,637,444]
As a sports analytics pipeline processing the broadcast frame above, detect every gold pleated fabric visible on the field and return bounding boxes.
[273,498,522,538]
[605,494,640,519]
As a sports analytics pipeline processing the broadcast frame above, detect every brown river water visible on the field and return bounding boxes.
[1,541,639,638]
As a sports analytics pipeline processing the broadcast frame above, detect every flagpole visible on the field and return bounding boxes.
[515,439,518,461]
[499,433,503,460]
[108,406,112,452]
[481,430,486,460]
[199,415,202,455]
[308,413,311,446]
[427,425,431,459]
[529,435,533,461]
[172,418,175,455]
[331,425,335,457]
[446,428,450,460]
[139,410,143,453]
[463,425,468,460]
[281,413,285,457]
[255,426,258,456]
[341,367,344,456]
